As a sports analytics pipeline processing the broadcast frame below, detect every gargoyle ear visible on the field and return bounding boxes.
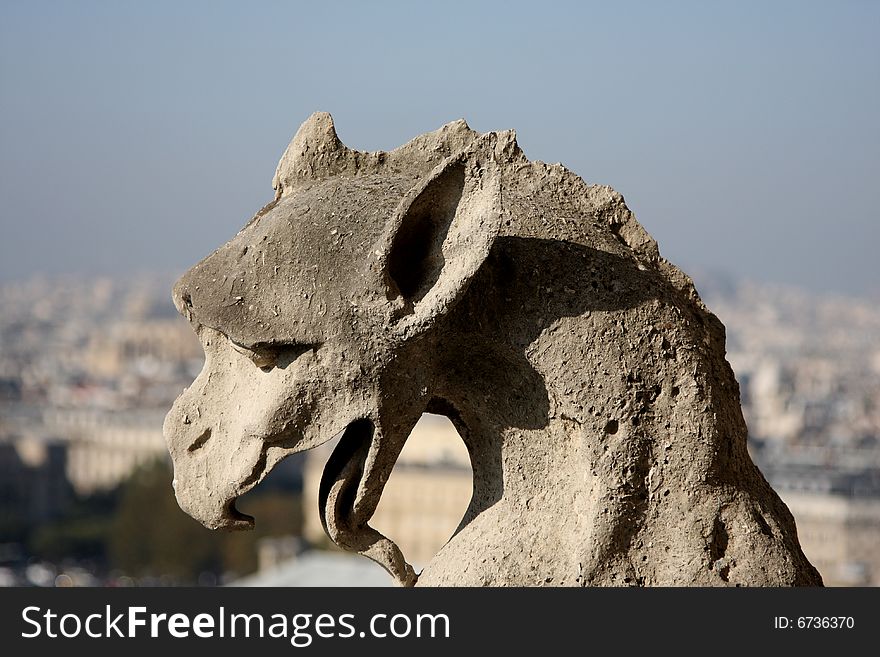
[378,150,503,335]
[272,112,350,198]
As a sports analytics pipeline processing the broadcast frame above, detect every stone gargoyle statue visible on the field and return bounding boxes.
[164,112,821,586]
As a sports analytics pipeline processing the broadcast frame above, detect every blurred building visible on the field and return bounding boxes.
[42,408,169,495]
[84,319,202,379]
[232,547,391,587]
[0,434,70,529]
[781,490,880,586]
[2,406,169,496]
[756,457,880,586]
[0,274,196,502]
[700,275,880,586]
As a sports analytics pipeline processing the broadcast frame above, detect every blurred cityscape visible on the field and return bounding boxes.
[0,272,878,586]
[697,272,880,585]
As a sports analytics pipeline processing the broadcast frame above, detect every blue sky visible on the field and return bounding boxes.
[1,1,878,295]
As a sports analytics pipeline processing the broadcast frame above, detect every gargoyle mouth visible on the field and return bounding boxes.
[171,440,269,532]
[214,442,274,530]
[319,419,418,586]
[219,498,255,531]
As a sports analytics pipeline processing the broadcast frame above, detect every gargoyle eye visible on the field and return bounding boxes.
[230,340,315,372]
[230,341,281,370]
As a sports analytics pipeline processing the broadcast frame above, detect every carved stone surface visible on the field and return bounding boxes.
[164,112,822,586]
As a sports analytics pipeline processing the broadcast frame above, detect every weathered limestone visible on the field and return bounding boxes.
[163,112,822,586]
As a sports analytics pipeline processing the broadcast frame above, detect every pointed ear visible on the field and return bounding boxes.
[377,150,503,335]
[272,112,351,198]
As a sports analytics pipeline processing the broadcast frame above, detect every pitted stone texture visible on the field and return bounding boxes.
[164,112,822,587]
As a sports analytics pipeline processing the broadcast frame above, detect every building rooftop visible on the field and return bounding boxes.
[230,550,391,588]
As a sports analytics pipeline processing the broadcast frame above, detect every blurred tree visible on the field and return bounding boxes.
[109,458,302,582]
[109,459,219,579]
[29,489,119,563]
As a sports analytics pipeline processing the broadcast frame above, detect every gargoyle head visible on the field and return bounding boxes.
[164,112,512,584]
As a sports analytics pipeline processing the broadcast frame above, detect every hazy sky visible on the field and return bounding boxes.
[1,1,878,296]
